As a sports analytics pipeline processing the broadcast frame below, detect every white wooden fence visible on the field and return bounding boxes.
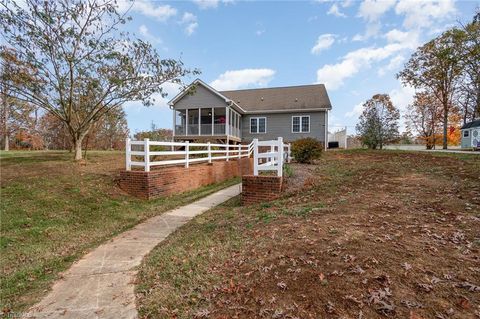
[253,137,291,177]
[125,137,291,175]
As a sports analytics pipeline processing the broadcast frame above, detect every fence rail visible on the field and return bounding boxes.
[126,138,291,173]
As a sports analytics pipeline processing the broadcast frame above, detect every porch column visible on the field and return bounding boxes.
[198,107,201,136]
[211,107,214,136]
[226,107,229,136]
[172,109,175,137]
[186,109,189,135]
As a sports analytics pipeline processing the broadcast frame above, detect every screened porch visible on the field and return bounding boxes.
[174,107,241,139]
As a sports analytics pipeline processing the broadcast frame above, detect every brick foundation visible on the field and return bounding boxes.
[119,157,253,199]
[241,175,284,205]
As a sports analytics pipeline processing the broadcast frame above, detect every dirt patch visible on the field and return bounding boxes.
[136,151,480,319]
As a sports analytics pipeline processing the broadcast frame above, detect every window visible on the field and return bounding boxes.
[463,130,469,138]
[250,117,266,134]
[292,116,310,133]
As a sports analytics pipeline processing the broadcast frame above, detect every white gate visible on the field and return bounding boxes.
[253,137,291,177]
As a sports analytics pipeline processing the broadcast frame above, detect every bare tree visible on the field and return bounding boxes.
[0,0,198,160]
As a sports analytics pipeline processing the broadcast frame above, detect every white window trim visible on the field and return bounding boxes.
[250,117,267,134]
[291,115,310,133]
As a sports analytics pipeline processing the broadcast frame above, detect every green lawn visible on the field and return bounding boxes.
[0,150,239,312]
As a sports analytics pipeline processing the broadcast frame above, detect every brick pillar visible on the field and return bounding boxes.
[241,175,283,206]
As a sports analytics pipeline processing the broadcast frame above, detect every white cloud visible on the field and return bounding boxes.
[385,29,410,43]
[353,0,396,41]
[327,3,347,17]
[316,36,418,90]
[358,0,396,22]
[389,84,416,131]
[345,102,364,118]
[389,84,415,113]
[120,0,177,22]
[256,29,265,36]
[352,22,381,41]
[180,12,198,36]
[311,34,336,55]
[210,69,276,91]
[193,0,234,9]
[138,25,162,44]
[395,0,456,29]
[193,0,219,9]
[378,54,405,76]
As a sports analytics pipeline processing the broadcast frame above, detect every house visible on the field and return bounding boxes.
[168,79,332,148]
[460,118,480,150]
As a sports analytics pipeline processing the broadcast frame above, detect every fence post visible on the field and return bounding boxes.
[278,137,283,177]
[253,138,258,176]
[207,141,212,164]
[226,143,229,162]
[238,144,241,159]
[144,138,150,172]
[185,141,189,168]
[126,138,131,171]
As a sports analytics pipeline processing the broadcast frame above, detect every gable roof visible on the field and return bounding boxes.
[167,79,235,106]
[220,84,332,113]
[461,119,480,130]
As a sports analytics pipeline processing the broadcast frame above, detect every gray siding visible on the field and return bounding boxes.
[241,112,326,143]
[173,85,228,109]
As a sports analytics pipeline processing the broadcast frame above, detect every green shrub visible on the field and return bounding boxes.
[291,137,323,163]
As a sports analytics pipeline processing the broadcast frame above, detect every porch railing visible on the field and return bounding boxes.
[174,124,240,138]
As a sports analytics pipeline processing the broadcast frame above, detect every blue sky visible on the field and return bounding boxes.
[121,0,478,135]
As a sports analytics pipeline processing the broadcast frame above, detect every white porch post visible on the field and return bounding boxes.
[198,107,201,135]
[253,138,258,176]
[211,107,214,136]
[226,107,229,136]
[186,109,189,136]
[172,109,176,137]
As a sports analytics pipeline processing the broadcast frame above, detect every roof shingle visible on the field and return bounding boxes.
[220,84,332,113]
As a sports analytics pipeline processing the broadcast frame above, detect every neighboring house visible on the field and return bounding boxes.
[168,79,332,147]
[460,118,480,150]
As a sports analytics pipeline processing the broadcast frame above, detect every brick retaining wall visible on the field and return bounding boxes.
[119,157,253,199]
[241,175,283,205]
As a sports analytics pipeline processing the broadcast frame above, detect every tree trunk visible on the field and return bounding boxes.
[74,137,83,160]
[4,132,9,151]
[2,97,9,151]
[442,105,448,150]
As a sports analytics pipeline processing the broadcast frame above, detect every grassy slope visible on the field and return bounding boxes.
[0,150,239,312]
[136,150,480,319]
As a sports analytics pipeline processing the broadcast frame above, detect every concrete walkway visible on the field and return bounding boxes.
[26,184,242,319]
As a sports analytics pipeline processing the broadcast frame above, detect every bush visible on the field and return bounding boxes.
[291,137,323,163]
